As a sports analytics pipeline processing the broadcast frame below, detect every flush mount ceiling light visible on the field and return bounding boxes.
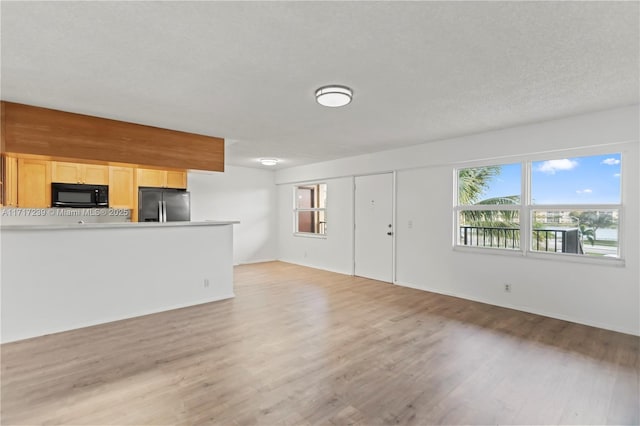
[315,85,353,107]
[259,158,279,166]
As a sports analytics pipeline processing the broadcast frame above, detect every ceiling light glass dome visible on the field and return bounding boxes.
[315,85,353,107]
[259,158,278,166]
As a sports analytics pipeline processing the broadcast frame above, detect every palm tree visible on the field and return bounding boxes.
[458,166,519,227]
[458,166,501,205]
[579,224,596,246]
[458,167,519,248]
[576,211,615,242]
[461,195,520,224]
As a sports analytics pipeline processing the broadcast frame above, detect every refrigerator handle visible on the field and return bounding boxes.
[163,200,167,223]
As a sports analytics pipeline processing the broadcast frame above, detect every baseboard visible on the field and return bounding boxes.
[235,258,277,266]
[394,280,639,337]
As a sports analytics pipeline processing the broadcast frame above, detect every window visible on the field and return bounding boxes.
[456,163,522,250]
[294,183,327,235]
[531,154,621,258]
[455,153,622,260]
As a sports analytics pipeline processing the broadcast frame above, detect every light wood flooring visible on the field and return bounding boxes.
[2,261,639,425]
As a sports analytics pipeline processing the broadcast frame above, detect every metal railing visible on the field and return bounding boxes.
[531,228,582,254]
[459,226,583,254]
[460,226,520,249]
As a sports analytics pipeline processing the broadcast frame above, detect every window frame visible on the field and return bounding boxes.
[293,182,327,237]
[527,206,622,262]
[454,153,624,265]
[454,161,525,254]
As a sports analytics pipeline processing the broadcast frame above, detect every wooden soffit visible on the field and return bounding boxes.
[1,101,224,172]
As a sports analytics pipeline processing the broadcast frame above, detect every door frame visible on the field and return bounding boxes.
[351,171,397,283]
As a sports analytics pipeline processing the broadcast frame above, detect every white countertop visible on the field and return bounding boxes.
[0,220,239,231]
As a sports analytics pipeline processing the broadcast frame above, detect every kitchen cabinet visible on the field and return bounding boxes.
[109,166,135,209]
[3,101,224,172]
[51,162,78,183]
[137,168,187,189]
[83,164,109,185]
[3,156,187,212]
[2,155,18,207]
[17,158,51,208]
[52,161,108,185]
[166,170,187,189]
[136,168,165,188]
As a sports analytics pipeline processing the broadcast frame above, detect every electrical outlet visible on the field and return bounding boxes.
[504,283,512,293]
[408,220,413,229]
[304,251,308,258]
[204,279,210,288]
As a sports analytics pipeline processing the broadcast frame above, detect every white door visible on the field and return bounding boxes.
[354,173,394,282]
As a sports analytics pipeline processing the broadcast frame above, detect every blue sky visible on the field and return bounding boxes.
[480,163,521,201]
[477,153,621,204]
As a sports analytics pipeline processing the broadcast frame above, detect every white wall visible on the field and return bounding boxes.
[277,106,638,184]
[189,165,277,265]
[1,224,234,343]
[276,105,640,335]
[277,177,354,274]
[395,163,639,335]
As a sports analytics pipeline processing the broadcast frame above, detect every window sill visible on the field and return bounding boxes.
[526,250,625,267]
[293,232,327,240]
[453,245,625,267]
[453,245,525,257]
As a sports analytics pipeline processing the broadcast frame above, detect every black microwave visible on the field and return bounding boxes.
[52,183,109,208]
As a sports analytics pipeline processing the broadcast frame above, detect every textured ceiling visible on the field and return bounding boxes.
[1,2,638,169]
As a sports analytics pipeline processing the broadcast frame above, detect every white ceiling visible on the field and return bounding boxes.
[1,1,638,170]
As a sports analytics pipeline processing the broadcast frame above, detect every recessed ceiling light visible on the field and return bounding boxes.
[315,85,353,107]
[259,158,279,166]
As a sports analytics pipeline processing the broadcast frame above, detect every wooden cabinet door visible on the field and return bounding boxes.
[53,162,108,184]
[17,158,51,207]
[109,166,134,209]
[165,170,187,189]
[52,161,81,183]
[2,156,18,206]
[137,168,165,187]
[83,164,109,185]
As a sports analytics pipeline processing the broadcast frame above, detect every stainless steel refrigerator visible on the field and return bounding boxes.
[138,187,190,222]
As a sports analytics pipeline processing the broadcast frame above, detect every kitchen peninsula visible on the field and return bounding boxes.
[0,220,238,343]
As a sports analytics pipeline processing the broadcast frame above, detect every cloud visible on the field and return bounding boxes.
[537,159,578,174]
[576,189,593,194]
[602,158,620,165]
[614,173,621,178]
